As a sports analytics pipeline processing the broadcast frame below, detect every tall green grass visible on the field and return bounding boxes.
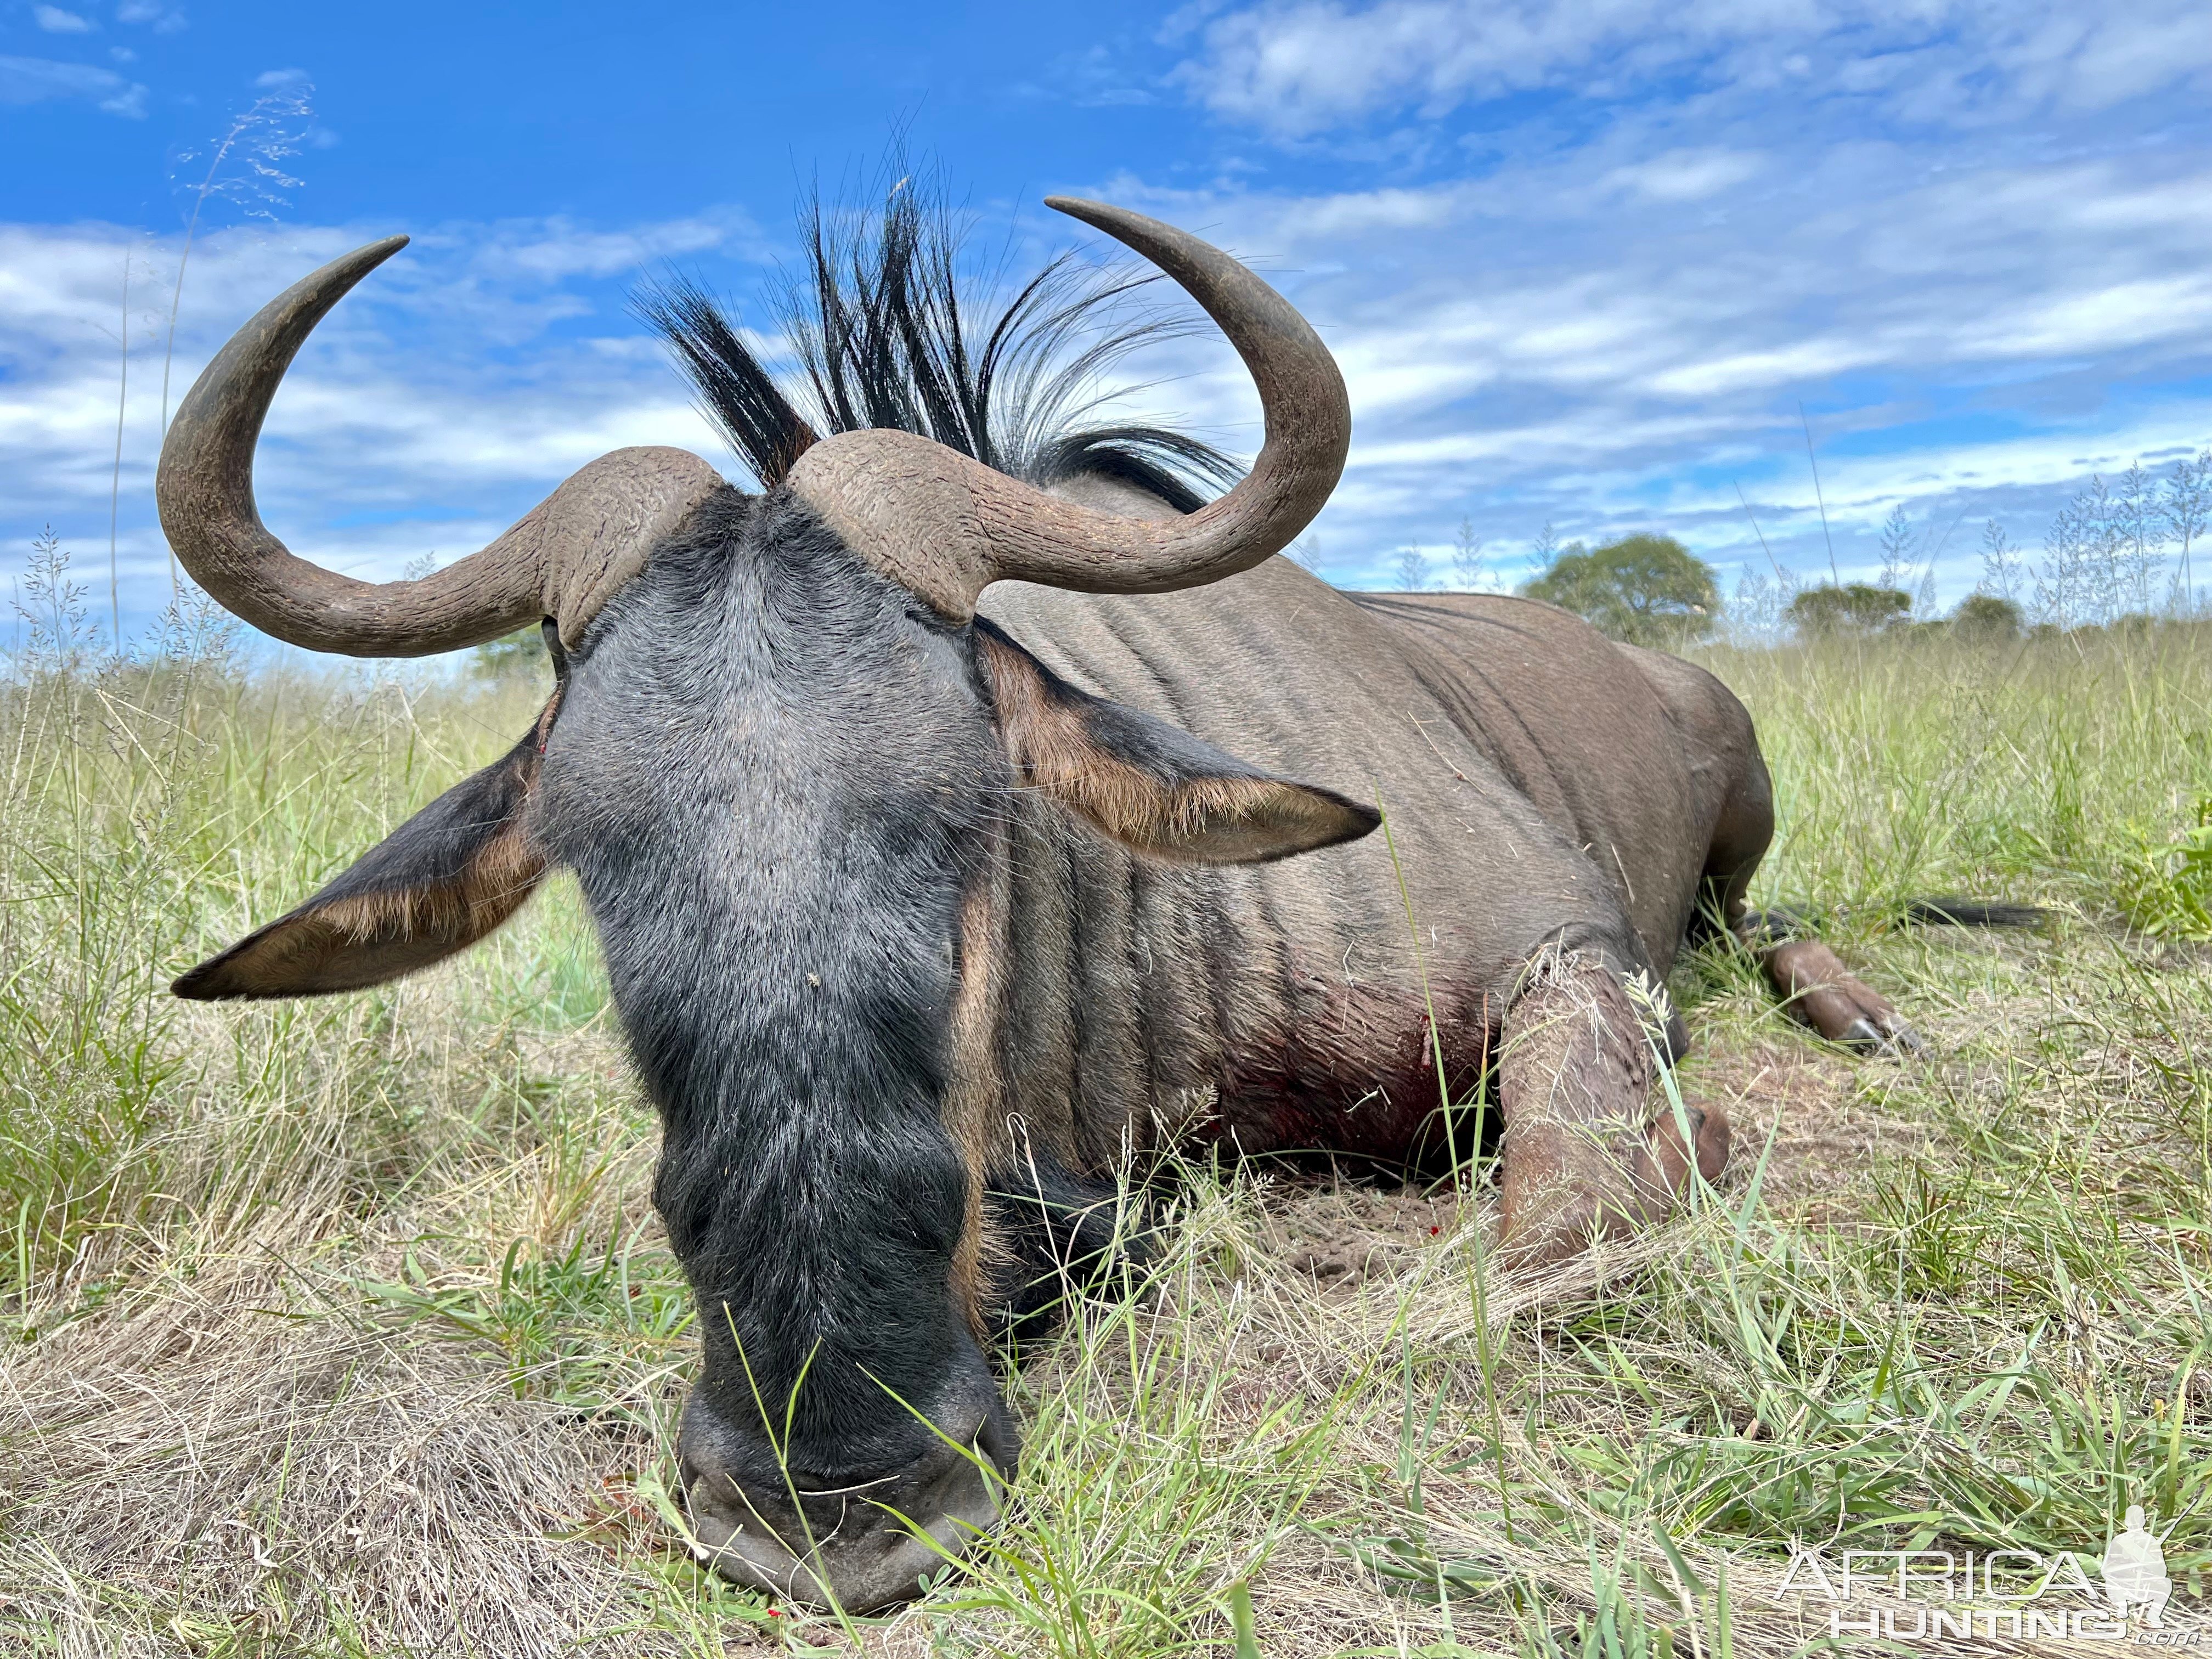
[1700,624,2212,928]
[1,580,2207,1655]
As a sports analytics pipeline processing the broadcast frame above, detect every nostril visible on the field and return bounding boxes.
[674,1370,1017,1609]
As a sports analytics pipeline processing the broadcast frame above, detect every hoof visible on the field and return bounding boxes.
[1499,1101,1731,1268]
[1841,1013,1926,1057]
[1634,1098,1732,1191]
[1768,941,1927,1057]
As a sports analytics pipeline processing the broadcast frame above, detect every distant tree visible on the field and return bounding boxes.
[1287,533,1328,580]
[1448,517,1489,591]
[1951,592,2022,642]
[1519,532,1720,646]
[1393,546,1435,591]
[1787,582,1911,637]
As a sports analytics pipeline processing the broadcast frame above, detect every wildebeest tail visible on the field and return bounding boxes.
[1896,897,2049,929]
[1737,897,2047,944]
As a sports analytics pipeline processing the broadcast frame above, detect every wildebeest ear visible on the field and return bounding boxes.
[173,718,550,1000]
[974,622,1379,865]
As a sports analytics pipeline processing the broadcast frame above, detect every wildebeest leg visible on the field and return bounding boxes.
[1497,952,1730,1268]
[981,1158,1144,1347]
[1735,915,1925,1055]
[1697,740,1924,1057]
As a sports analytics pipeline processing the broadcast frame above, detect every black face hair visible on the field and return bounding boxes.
[634,171,1242,510]
[535,489,997,1483]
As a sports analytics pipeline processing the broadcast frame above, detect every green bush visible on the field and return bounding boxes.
[1951,592,2022,641]
[1519,532,1720,646]
[1786,582,1911,637]
[2114,797,2212,939]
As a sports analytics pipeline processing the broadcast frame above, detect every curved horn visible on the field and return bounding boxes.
[782,198,1349,621]
[156,236,724,656]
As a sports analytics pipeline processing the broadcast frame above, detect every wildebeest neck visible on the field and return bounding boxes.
[539,495,1005,1479]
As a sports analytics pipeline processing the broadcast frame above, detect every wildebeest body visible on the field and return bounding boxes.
[973,557,1769,1168]
[158,188,1935,1611]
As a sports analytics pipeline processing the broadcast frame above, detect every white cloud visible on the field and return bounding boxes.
[1640,342,1870,400]
[0,213,771,630]
[1602,148,1762,204]
[8,103,2212,629]
[33,7,94,33]
[114,0,185,32]
[1177,0,2212,137]
[0,54,144,116]
[1071,119,2212,594]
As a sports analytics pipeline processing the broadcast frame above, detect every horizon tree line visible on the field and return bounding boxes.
[1301,445,2212,644]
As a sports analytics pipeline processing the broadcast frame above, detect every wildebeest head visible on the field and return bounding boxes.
[159,196,1365,1609]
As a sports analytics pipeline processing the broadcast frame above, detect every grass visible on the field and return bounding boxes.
[1,596,2209,1656]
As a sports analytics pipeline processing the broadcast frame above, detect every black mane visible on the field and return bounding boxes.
[637,178,1239,510]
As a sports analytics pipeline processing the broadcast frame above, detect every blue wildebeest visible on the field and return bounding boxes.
[159,195,1948,1609]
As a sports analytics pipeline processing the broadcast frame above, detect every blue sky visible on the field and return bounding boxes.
[7,0,2211,642]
